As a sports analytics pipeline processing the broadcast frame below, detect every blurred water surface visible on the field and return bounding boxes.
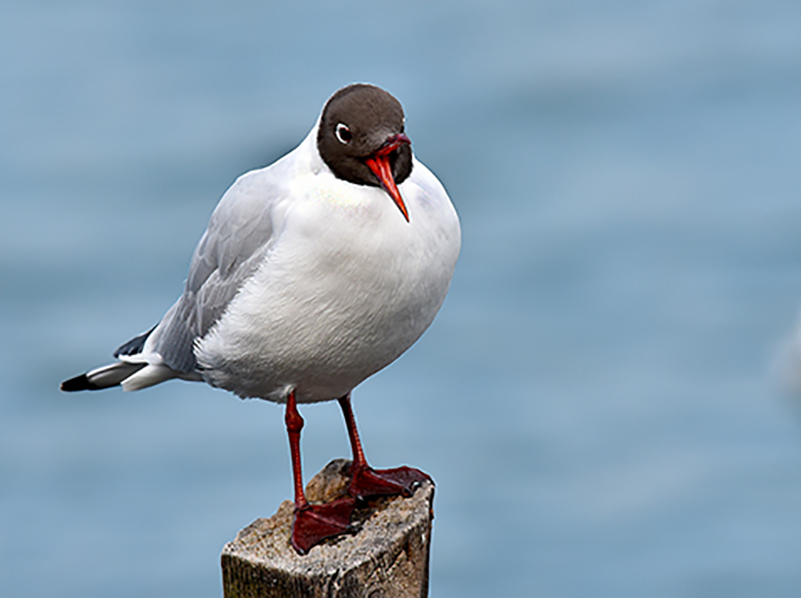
[3,1,801,596]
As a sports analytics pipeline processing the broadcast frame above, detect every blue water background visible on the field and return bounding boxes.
[3,1,801,596]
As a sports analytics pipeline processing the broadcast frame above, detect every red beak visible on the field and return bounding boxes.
[364,133,411,222]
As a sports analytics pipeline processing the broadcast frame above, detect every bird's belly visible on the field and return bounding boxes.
[194,225,451,403]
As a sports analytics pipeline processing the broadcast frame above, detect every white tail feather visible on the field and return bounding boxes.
[120,364,179,391]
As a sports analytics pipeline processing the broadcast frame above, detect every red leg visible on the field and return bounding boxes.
[285,390,356,554]
[338,394,432,501]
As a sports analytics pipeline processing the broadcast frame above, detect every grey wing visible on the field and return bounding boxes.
[146,169,284,373]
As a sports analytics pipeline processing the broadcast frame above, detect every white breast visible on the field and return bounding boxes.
[195,157,460,403]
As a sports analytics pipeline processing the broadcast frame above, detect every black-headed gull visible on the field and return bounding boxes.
[62,83,461,553]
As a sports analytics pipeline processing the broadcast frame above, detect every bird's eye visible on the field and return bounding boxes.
[335,123,352,144]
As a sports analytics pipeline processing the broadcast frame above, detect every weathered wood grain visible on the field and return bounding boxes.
[221,459,434,598]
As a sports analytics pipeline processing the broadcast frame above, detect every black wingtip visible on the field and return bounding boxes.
[114,325,156,359]
[60,374,100,392]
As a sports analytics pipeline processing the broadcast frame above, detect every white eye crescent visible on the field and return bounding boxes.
[335,123,352,144]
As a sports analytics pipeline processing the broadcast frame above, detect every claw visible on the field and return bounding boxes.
[348,464,432,501]
[291,496,358,554]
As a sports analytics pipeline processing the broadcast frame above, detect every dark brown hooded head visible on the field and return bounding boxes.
[317,84,413,221]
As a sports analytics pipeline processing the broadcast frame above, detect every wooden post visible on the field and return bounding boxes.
[221,459,435,598]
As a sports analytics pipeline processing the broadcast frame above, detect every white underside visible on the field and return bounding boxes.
[126,126,461,403]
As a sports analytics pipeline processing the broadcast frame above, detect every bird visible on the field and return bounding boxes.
[61,83,461,554]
